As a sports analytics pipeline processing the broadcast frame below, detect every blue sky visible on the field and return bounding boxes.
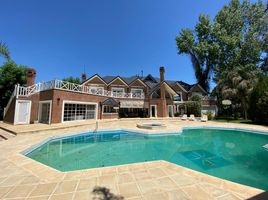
[0,0,233,87]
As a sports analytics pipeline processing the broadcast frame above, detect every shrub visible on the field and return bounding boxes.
[186,101,201,117]
[205,111,213,120]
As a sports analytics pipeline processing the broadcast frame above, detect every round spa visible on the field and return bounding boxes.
[136,122,166,130]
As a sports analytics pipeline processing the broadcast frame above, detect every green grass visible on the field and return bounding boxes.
[213,118,253,124]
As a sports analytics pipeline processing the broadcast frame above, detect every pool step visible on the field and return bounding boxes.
[263,144,268,151]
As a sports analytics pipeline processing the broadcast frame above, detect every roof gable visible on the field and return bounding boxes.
[82,74,107,85]
[108,76,128,86]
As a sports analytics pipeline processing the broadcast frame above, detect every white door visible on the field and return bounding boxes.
[15,100,31,124]
[150,105,157,118]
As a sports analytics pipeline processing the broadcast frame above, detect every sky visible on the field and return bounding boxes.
[0,0,234,88]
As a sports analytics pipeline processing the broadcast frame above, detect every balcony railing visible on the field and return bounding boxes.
[15,80,145,99]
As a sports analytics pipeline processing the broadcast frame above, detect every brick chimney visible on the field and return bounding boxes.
[159,66,167,117]
[82,72,86,82]
[26,68,36,86]
[160,66,165,82]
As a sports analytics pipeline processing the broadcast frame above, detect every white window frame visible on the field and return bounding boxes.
[61,100,98,123]
[131,88,143,94]
[111,87,124,95]
[38,100,52,124]
[102,105,118,114]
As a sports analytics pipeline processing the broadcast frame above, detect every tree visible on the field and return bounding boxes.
[217,65,259,119]
[176,15,219,92]
[0,42,10,60]
[0,61,28,119]
[213,0,267,119]
[62,76,81,84]
[249,75,268,123]
[213,0,267,81]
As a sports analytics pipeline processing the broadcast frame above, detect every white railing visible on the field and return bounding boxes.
[15,80,145,99]
[3,85,18,117]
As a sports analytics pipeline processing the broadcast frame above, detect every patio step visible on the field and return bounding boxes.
[0,128,15,141]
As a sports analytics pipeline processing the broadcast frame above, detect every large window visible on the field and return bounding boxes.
[103,105,117,113]
[63,103,96,122]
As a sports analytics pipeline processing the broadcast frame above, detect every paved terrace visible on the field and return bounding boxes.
[0,119,268,200]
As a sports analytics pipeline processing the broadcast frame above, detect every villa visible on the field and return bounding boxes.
[3,66,217,125]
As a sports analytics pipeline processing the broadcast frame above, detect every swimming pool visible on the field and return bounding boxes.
[25,128,268,190]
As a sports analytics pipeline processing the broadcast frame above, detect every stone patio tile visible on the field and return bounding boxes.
[199,173,222,186]
[117,172,135,184]
[27,195,50,200]
[161,166,181,176]
[3,184,36,199]
[29,183,58,197]
[0,176,7,184]
[53,180,78,194]
[98,174,117,186]
[76,177,97,191]
[133,170,152,181]
[73,190,94,200]
[181,184,213,200]
[154,177,178,191]
[222,180,248,197]
[169,174,196,187]
[0,186,13,198]
[199,182,228,197]
[216,193,241,200]
[63,171,84,181]
[136,179,162,194]
[165,189,190,200]
[20,175,40,185]
[0,175,26,187]
[49,192,74,200]
[118,182,141,198]
[143,192,168,200]
[147,167,167,178]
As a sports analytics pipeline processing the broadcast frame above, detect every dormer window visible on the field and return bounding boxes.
[131,88,143,98]
[112,87,124,97]
[174,92,183,102]
[89,86,104,95]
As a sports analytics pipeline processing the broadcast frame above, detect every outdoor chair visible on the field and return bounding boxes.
[181,114,187,120]
[189,114,196,121]
[201,115,208,122]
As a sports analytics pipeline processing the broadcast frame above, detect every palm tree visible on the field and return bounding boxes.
[0,42,10,60]
[218,65,259,119]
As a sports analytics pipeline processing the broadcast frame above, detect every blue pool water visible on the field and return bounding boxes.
[26,128,268,190]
